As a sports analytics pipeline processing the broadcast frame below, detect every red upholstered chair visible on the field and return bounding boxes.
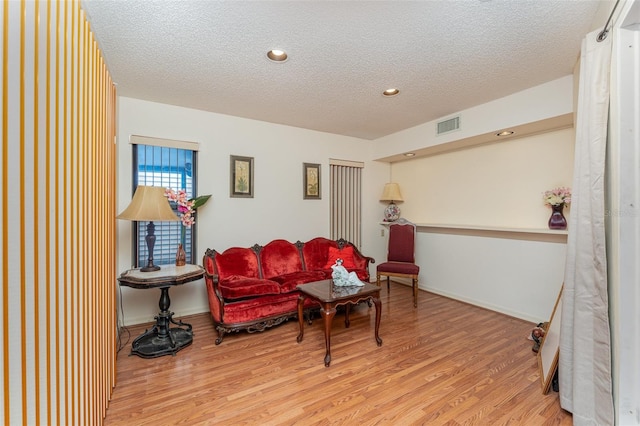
[376,219,420,307]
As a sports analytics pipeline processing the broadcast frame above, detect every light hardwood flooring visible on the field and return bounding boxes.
[104,282,571,425]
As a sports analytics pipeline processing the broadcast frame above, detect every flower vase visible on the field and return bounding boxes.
[548,203,567,230]
[175,243,186,266]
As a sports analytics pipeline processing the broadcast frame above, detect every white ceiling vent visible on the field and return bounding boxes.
[437,116,460,135]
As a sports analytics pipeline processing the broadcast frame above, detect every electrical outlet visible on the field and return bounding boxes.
[380,229,385,237]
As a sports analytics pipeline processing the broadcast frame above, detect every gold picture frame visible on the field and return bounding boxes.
[230,155,254,198]
[303,163,321,199]
[537,284,563,394]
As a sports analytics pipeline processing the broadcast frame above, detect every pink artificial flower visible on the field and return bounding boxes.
[164,187,204,230]
[164,187,210,235]
[181,215,195,228]
[164,188,177,201]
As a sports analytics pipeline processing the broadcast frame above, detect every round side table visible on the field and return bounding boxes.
[118,264,204,358]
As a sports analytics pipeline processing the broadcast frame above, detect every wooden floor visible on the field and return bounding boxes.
[104,283,571,425]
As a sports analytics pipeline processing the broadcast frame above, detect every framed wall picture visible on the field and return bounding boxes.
[303,163,321,199]
[230,155,254,198]
[537,284,563,394]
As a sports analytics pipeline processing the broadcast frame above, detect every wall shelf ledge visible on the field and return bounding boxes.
[381,221,568,242]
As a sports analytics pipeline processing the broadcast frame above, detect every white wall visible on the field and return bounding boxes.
[117,97,389,325]
[416,232,566,322]
[371,76,574,161]
[117,75,578,326]
[395,128,575,229]
[373,79,575,322]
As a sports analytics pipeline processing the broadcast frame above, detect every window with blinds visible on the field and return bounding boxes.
[132,144,199,266]
[330,159,364,247]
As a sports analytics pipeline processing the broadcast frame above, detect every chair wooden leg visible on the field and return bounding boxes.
[386,276,390,292]
[412,278,418,308]
[376,273,381,287]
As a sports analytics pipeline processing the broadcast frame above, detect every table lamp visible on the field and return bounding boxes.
[117,186,179,272]
[380,183,403,222]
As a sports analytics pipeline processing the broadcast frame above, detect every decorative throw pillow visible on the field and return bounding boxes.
[324,246,356,269]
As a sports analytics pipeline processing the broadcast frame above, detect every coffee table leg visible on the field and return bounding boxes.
[373,296,383,346]
[296,294,305,343]
[344,303,351,328]
[321,305,337,367]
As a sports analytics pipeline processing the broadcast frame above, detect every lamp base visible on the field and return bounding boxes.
[383,202,401,222]
[140,264,161,272]
[140,221,161,272]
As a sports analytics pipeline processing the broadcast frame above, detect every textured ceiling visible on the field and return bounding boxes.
[81,0,602,140]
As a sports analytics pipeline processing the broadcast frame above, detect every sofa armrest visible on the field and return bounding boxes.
[336,238,375,265]
[204,272,226,323]
[203,249,226,322]
[358,254,375,281]
[336,238,375,279]
[204,269,219,284]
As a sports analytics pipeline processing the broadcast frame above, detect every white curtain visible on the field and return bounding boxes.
[559,30,614,425]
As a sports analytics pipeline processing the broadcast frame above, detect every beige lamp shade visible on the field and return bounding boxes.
[117,186,179,222]
[380,183,404,202]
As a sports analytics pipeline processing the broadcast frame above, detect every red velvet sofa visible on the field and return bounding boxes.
[203,237,374,344]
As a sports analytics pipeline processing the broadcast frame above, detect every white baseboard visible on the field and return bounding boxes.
[383,278,540,323]
[120,306,209,327]
[423,287,540,323]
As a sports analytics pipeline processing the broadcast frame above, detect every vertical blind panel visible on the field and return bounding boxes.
[1,1,117,424]
[330,164,362,247]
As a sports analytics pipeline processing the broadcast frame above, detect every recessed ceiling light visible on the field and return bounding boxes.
[267,49,288,62]
[496,130,514,137]
[383,88,399,97]
[404,153,415,157]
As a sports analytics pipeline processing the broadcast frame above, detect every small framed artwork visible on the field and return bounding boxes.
[303,163,321,199]
[230,155,254,198]
[537,284,563,394]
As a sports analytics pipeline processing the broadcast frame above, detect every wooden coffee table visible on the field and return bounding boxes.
[296,279,382,366]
